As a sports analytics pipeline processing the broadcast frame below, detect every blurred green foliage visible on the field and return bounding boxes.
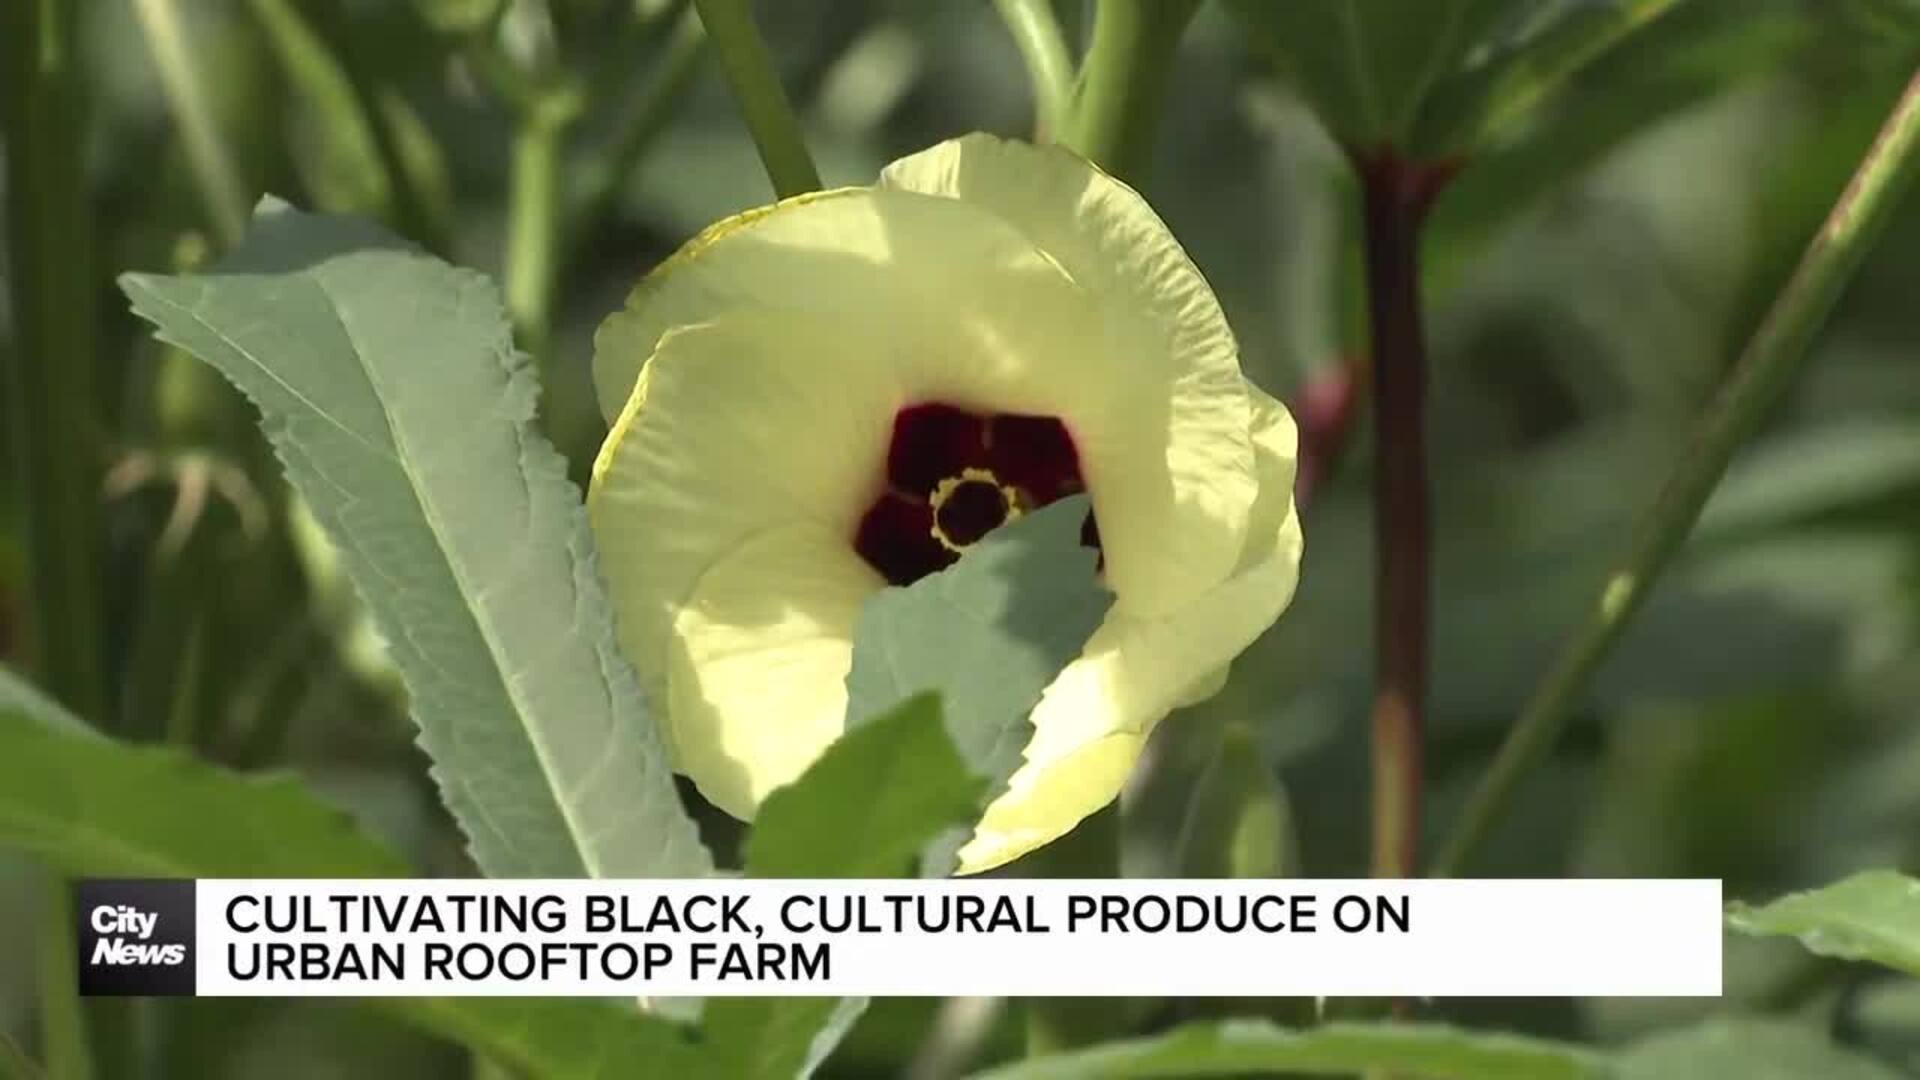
[3,0,1920,1076]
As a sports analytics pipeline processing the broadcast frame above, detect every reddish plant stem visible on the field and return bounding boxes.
[1354,151,1454,880]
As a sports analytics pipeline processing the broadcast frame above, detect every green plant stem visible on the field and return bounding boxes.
[1431,65,1920,879]
[247,0,435,239]
[3,0,106,730]
[993,0,1075,140]
[691,0,820,198]
[247,0,392,219]
[163,621,206,751]
[130,0,249,245]
[125,502,217,748]
[570,10,708,254]
[465,38,552,119]
[37,887,92,1080]
[1356,154,1451,881]
[5,5,113,1072]
[370,88,458,251]
[506,105,570,355]
[1060,0,1199,180]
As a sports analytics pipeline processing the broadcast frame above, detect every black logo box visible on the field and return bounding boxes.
[76,879,197,997]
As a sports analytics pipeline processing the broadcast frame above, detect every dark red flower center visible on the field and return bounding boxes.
[932,471,1016,551]
[855,403,1098,585]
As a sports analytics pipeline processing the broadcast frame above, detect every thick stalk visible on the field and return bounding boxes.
[690,0,819,198]
[506,105,569,356]
[993,0,1074,139]
[3,0,105,726]
[5,7,105,1074]
[1355,153,1451,880]
[1060,0,1199,181]
[1432,67,1920,878]
[131,0,249,244]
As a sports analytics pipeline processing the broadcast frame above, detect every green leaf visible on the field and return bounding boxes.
[0,711,409,878]
[733,497,1102,1080]
[1430,2,1812,253]
[844,494,1109,809]
[702,995,870,1080]
[1123,690,1297,880]
[746,693,982,878]
[1616,1018,1905,1080]
[0,713,707,1079]
[1229,0,1758,170]
[968,1019,1604,1080]
[1727,870,1920,979]
[1413,0,1684,154]
[0,665,94,739]
[1223,0,1514,149]
[1696,422,1920,541]
[118,202,710,881]
[722,695,983,1080]
[392,999,706,1080]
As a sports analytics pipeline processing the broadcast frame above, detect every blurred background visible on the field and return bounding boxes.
[3,0,1920,1075]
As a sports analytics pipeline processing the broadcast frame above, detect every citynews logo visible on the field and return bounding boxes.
[77,879,196,996]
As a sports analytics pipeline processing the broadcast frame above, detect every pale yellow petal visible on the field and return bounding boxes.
[593,182,1258,619]
[587,313,897,724]
[666,523,880,818]
[956,377,1303,874]
[593,187,1068,424]
[587,147,1303,851]
[883,133,1258,615]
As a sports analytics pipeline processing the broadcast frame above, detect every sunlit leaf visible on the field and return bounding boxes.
[1728,870,1920,978]
[119,202,710,881]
